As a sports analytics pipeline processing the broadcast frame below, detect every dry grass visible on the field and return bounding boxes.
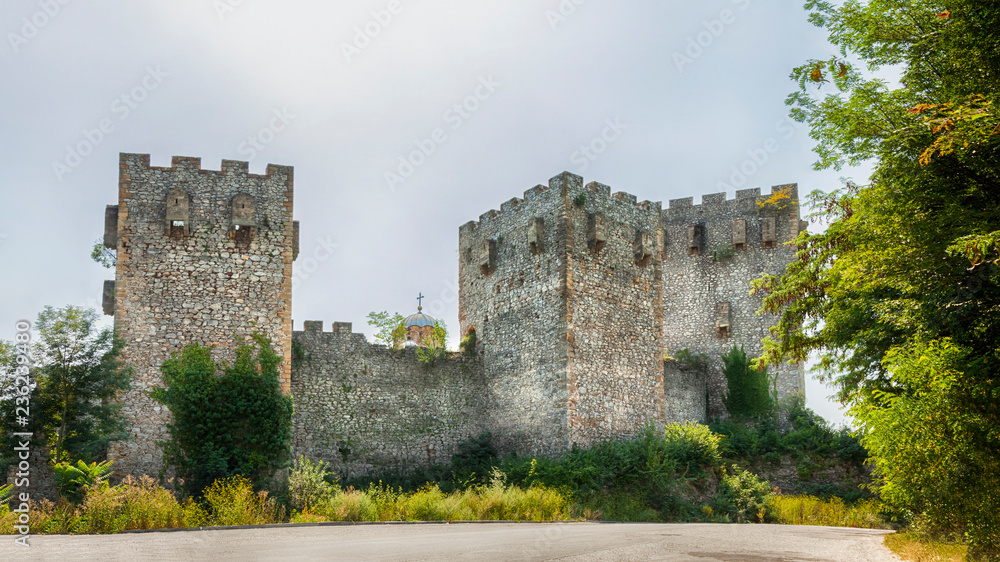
[292,480,573,523]
[768,495,889,529]
[884,532,968,562]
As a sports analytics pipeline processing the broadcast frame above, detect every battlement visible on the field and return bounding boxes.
[293,320,477,364]
[295,320,369,346]
[459,172,660,234]
[666,184,800,220]
[120,153,293,180]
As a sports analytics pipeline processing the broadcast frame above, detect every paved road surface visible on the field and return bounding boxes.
[2,522,899,561]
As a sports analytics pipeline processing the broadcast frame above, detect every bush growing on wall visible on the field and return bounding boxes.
[722,345,775,420]
[151,335,293,497]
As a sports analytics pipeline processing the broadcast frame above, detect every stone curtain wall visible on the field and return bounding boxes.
[290,322,484,478]
[107,154,296,478]
[458,176,572,456]
[562,177,667,446]
[662,361,708,424]
[661,186,806,418]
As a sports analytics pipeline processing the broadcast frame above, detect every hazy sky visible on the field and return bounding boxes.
[0,1,871,426]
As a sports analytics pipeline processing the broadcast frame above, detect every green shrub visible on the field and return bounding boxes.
[722,345,775,420]
[72,475,185,533]
[53,460,114,504]
[286,456,338,512]
[151,335,293,497]
[717,465,772,523]
[202,475,284,526]
[663,422,722,472]
[416,321,449,367]
[459,329,477,357]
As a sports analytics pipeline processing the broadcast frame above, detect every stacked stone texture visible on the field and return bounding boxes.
[458,172,668,454]
[106,154,295,478]
[291,322,484,477]
[103,155,805,479]
[662,187,807,418]
[458,176,572,455]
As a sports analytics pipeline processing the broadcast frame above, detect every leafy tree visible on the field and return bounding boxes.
[752,1,1000,556]
[151,335,293,497]
[721,346,775,421]
[366,311,406,349]
[90,238,116,269]
[1,306,130,465]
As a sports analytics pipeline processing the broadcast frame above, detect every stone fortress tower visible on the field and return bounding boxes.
[101,154,298,477]
[458,172,667,455]
[661,186,807,418]
[101,154,804,479]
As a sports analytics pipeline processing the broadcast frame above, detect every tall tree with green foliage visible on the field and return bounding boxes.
[1,306,131,465]
[151,335,293,496]
[752,1,999,556]
[366,311,406,349]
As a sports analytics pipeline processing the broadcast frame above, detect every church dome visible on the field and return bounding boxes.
[404,309,436,328]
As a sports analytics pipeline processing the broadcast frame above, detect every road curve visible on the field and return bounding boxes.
[2,522,899,561]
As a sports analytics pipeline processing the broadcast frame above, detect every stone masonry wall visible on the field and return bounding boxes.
[459,172,668,454]
[106,154,295,478]
[562,176,666,446]
[291,322,484,478]
[458,175,571,456]
[661,186,806,418]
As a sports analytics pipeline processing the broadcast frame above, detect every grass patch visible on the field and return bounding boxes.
[294,477,572,523]
[769,495,889,529]
[885,532,968,562]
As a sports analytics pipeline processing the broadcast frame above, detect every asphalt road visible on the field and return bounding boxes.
[2,522,899,561]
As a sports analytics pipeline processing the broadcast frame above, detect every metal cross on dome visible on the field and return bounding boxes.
[417,293,425,310]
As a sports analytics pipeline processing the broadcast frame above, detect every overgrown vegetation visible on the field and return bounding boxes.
[751,1,1000,556]
[345,423,811,524]
[459,328,477,357]
[0,474,284,534]
[721,345,775,421]
[151,335,293,497]
[416,321,448,366]
[0,305,131,469]
[0,421,889,534]
[53,460,114,504]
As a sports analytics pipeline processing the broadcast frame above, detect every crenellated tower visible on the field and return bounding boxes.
[661,186,807,418]
[459,172,667,455]
[101,153,298,477]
